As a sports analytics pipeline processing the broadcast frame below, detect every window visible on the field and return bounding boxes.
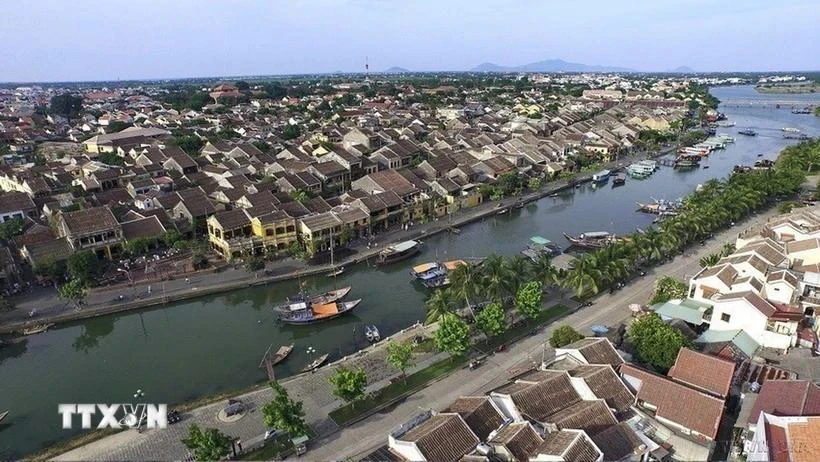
[720,313,731,323]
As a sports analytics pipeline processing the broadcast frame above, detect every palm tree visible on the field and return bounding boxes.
[504,256,533,295]
[562,255,604,299]
[449,263,481,314]
[532,254,560,287]
[424,288,459,324]
[699,253,721,268]
[481,254,514,302]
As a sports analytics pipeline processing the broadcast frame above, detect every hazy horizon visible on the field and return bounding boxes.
[3,0,819,82]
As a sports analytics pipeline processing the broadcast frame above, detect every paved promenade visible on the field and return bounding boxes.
[53,206,779,461]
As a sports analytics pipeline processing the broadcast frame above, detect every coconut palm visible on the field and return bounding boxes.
[425,288,459,324]
[449,263,481,312]
[532,254,561,287]
[481,254,515,302]
[504,256,533,294]
[562,255,604,299]
[699,253,721,268]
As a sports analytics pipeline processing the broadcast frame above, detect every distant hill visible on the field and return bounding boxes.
[670,66,696,73]
[471,58,634,73]
[383,66,410,73]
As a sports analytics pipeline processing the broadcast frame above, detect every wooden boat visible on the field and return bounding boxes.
[0,410,7,424]
[612,173,626,186]
[327,266,345,277]
[278,299,362,325]
[277,286,351,311]
[591,170,611,182]
[20,323,54,336]
[448,227,461,234]
[377,240,420,265]
[271,344,294,366]
[300,353,329,373]
[563,232,617,249]
[365,325,381,343]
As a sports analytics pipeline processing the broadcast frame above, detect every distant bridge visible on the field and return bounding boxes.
[719,98,817,109]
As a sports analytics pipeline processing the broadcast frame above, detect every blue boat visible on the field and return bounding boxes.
[278,299,362,325]
[591,170,611,182]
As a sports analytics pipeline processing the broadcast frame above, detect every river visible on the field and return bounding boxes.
[1,85,818,458]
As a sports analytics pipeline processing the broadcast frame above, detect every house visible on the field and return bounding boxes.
[620,364,725,440]
[297,211,343,255]
[172,188,216,223]
[351,169,419,202]
[487,422,543,461]
[554,338,624,369]
[0,191,38,222]
[746,380,820,433]
[746,413,820,462]
[444,396,507,441]
[707,291,801,350]
[590,422,649,462]
[54,206,124,259]
[530,429,603,462]
[388,412,479,462]
[82,127,170,153]
[667,348,735,399]
[207,209,253,260]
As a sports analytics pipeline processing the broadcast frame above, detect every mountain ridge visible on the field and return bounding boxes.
[471,58,635,73]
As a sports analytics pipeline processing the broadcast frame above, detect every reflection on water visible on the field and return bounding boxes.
[71,317,115,354]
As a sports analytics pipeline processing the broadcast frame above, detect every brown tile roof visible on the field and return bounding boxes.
[782,416,820,462]
[560,338,624,368]
[61,206,120,235]
[488,422,543,461]
[591,423,646,461]
[400,414,478,462]
[569,365,635,412]
[0,191,36,213]
[533,430,601,462]
[668,348,735,398]
[696,263,738,286]
[786,237,820,254]
[23,237,73,264]
[498,370,581,422]
[446,397,506,441]
[748,380,820,425]
[121,216,166,240]
[211,209,250,230]
[176,188,216,217]
[767,270,800,288]
[548,399,617,435]
[620,364,725,439]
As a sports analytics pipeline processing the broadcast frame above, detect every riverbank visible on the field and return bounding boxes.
[1,149,662,335]
[756,83,820,94]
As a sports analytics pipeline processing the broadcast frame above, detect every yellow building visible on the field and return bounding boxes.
[207,209,297,260]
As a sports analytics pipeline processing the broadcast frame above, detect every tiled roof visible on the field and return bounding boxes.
[445,397,505,441]
[591,423,646,461]
[121,216,166,240]
[503,370,581,422]
[668,348,735,398]
[211,209,250,230]
[748,380,820,425]
[488,422,542,461]
[620,364,724,439]
[0,191,36,213]
[548,399,617,436]
[714,291,777,317]
[569,365,635,412]
[400,413,478,462]
[61,206,120,235]
[533,430,601,462]
[560,337,624,367]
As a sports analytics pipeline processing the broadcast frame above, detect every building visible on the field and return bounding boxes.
[54,206,124,258]
[0,191,38,222]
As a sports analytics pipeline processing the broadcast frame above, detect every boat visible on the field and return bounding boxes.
[377,240,421,265]
[514,201,525,209]
[278,299,362,325]
[271,344,294,365]
[276,286,352,311]
[448,227,461,235]
[563,231,618,249]
[674,154,701,169]
[365,325,381,343]
[738,128,757,136]
[627,163,654,178]
[784,133,810,140]
[300,353,329,373]
[20,323,54,336]
[636,199,682,216]
[420,260,467,289]
[591,170,611,182]
[521,236,562,262]
[0,410,7,424]
[327,266,345,277]
[411,262,447,281]
[782,127,801,133]
[496,207,509,215]
[717,121,735,127]
[612,173,626,186]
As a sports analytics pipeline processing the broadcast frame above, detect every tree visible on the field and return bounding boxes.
[34,258,66,282]
[0,217,25,241]
[424,288,458,324]
[172,135,204,156]
[434,313,470,359]
[515,281,543,321]
[58,279,88,309]
[97,151,125,166]
[162,229,183,247]
[699,253,721,268]
[449,264,481,312]
[481,254,514,301]
[244,255,265,272]
[328,367,368,408]
[628,313,692,372]
[386,341,415,380]
[649,276,688,305]
[497,172,523,196]
[283,124,301,140]
[475,302,506,338]
[290,190,311,203]
[261,381,309,437]
[49,93,83,123]
[67,251,99,284]
[181,424,233,461]
[125,237,152,257]
[252,140,271,153]
[549,325,584,348]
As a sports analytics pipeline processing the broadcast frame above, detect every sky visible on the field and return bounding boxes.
[2,0,819,82]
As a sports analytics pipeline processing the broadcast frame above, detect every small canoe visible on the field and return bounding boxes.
[0,410,7,424]
[327,266,345,277]
[20,323,54,336]
[301,353,329,373]
[271,344,294,366]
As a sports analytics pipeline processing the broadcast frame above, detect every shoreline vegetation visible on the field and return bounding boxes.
[755,83,819,94]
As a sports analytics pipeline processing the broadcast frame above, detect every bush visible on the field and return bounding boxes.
[549,325,584,348]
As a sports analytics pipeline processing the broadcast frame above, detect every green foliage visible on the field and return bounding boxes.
[97,151,125,166]
[49,94,83,121]
[527,177,543,190]
[475,302,506,338]
[106,121,132,133]
[67,251,100,284]
[515,281,543,321]
[497,172,523,196]
[649,276,688,305]
[172,135,204,156]
[329,367,368,408]
[181,424,233,461]
[699,253,721,268]
[282,124,301,140]
[0,217,25,241]
[244,255,265,272]
[778,200,803,214]
[261,381,309,437]
[161,89,211,111]
[162,229,183,247]
[385,341,415,378]
[628,313,692,372]
[289,189,313,203]
[549,325,584,348]
[252,140,271,153]
[263,82,287,100]
[125,237,152,257]
[425,288,458,324]
[34,258,66,281]
[434,313,471,358]
[58,279,88,308]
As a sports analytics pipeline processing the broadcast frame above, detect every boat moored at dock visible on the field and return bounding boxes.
[591,170,611,182]
[276,286,352,311]
[563,231,618,249]
[738,128,757,136]
[612,173,626,186]
[521,236,562,262]
[278,299,362,325]
[377,240,421,265]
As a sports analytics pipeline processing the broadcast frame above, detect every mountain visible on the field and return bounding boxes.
[669,66,696,73]
[383,66,410,73]
[470,58,635,73]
